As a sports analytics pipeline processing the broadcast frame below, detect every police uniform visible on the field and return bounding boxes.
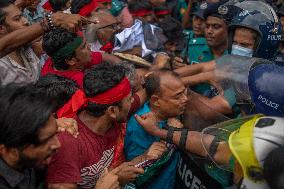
[175,2,237,189]
[188,39,228,95]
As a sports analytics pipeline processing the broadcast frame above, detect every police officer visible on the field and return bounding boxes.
[186,1,232,95]
[183,6,206,62]
[187,1,230,65]
[134,60,284,189]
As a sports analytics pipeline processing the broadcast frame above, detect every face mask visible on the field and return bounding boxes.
[231,45,253,57]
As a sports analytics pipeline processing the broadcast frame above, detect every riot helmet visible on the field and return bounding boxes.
[228,1,282,59]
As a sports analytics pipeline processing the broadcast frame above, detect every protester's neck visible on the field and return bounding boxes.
[78,110,113,135]
[150,105,168,122]
[211,42,227,58]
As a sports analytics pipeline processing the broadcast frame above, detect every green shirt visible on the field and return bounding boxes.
[187,39,228,94]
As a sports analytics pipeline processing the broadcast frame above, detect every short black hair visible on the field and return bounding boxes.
[83,63,127,117]
[71,0,91,14]
[42,27,77,70]
[158,16,185,50]
[128,0,152,13]
[0,84,54,148]
[144,69,179,98]
[0,0,12,25]
[35,74,79,110]
[264,147,284,189]
[49,0,69,11]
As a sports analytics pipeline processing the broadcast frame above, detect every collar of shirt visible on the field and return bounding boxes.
[203,45,228,59]
[0,159,28,188]
[140,102,167,127]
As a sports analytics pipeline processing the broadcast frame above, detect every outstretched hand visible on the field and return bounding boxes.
[134,112,161,136]
[51,12,99,32]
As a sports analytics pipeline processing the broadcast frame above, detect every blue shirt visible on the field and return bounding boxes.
[124,102,179,189]
[23,6,45,24]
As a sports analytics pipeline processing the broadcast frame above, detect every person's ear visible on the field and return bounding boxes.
[150,95,160,108]
[0,25,7,35]
[0,145,20,162]
[65,57,77,66]
[106,106,119,120]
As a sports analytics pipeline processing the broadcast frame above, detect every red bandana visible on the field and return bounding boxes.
[100,42,114,53]
[79,0,98,16]
[57,77,131,118]
[42,1,53,11]
[155,9,171,16]
[130,9,153,17]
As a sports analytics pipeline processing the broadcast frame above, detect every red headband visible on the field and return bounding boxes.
[155,9,171,16]
[57,77,131,118]
[79,0,98,16]
[42,1,53,11]
[130,9,153,17]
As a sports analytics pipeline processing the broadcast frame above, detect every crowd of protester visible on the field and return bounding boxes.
[0,0,284,189]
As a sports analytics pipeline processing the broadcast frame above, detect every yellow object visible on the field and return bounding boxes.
[228,115,263,181]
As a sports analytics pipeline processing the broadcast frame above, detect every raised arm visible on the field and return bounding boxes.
[0,12,89,58]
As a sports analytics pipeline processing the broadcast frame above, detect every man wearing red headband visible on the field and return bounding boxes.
[47,63,166,188]
[41,28,121,88]
[128,0,157,24]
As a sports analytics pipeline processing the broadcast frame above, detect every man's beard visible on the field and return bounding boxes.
[16,149,54,170]
[16,150,39,170]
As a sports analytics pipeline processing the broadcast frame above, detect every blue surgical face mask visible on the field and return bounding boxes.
[231,44,253,57]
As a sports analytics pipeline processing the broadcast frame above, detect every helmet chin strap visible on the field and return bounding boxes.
[264,2,279,33]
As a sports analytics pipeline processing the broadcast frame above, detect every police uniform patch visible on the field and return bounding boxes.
[200,3,207,10]
[218,5,228,15]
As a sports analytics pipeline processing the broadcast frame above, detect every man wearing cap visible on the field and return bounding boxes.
[182,4,206,62]
[47,63,166,189]
[187,2,229,95]
[188,2,228,64]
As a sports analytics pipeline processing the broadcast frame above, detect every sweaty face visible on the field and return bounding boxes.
[205,16,228,48]
[74,40,92,69]
[115,93,133,123]
[233,27,256,50]
[2,5,29,33]
[156,75,188,118]
[192,15,205,37]
[18,115,61,169]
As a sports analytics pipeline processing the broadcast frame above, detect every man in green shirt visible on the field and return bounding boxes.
[187,2,229,95]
